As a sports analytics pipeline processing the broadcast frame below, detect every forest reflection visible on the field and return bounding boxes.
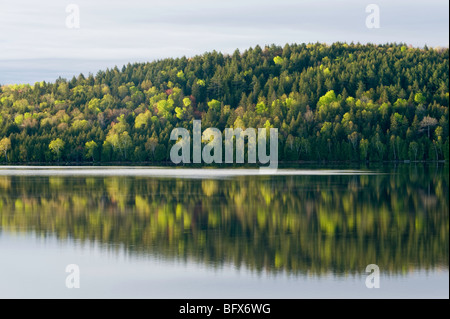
[0,165,448,276]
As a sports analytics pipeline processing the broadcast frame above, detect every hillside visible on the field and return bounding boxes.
[0,42,448,163]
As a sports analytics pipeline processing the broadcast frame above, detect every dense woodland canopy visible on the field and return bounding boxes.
[0,42,448,163]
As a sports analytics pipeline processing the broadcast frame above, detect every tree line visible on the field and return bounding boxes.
[0,42,448,163]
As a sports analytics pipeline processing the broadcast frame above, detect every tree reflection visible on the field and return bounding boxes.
[0,164,448,275]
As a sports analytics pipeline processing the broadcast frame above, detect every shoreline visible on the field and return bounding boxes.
[0,160,448,167]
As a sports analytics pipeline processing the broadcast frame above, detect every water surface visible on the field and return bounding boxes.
[0,165,448,298]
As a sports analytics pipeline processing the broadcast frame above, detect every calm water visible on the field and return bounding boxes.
[0,165,448,299]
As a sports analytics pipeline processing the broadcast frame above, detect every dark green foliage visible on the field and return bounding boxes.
[0,43,448,163]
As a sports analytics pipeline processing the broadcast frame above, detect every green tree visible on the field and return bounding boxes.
[273,56,284,65]
[414,93,426,104]
[85,141,98,162]
[360,139,369,161]
[49,138,65,161]
[157,99,175,118]
[0,137,11,161]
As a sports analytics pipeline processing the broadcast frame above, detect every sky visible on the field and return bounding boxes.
[0,0,448,85]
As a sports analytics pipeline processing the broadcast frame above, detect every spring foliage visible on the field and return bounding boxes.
[0,43,448,163]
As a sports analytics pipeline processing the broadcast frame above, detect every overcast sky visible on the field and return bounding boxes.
[0,0,448,84]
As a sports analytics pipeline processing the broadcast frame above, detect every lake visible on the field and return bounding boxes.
[0,164,448,299]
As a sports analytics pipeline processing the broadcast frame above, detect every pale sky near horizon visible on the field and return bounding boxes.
[0,0,448,85]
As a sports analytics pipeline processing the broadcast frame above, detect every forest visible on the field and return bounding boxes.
[0,42,448,163]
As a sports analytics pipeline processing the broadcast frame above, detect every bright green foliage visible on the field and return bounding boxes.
[183,97,191,107]
[88,98,101,113]
[318,91,338,107]
[175,107,185,120]
[256,101,268,114]
[177,71,185,80]
[135,111,151,129]
[0,137,11,161]
[274,56,284,65]
[414,93,426,104]
[0,43,447,163]
[72,119,88,131]
[85,140,98,161]
[157,99,175,118]
[49,138,65,159]
[207,99,221,112]
[14,114,24,126]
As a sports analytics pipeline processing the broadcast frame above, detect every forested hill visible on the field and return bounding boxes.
[0,43,448,164]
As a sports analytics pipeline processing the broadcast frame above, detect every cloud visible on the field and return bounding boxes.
[0,0,448,84]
